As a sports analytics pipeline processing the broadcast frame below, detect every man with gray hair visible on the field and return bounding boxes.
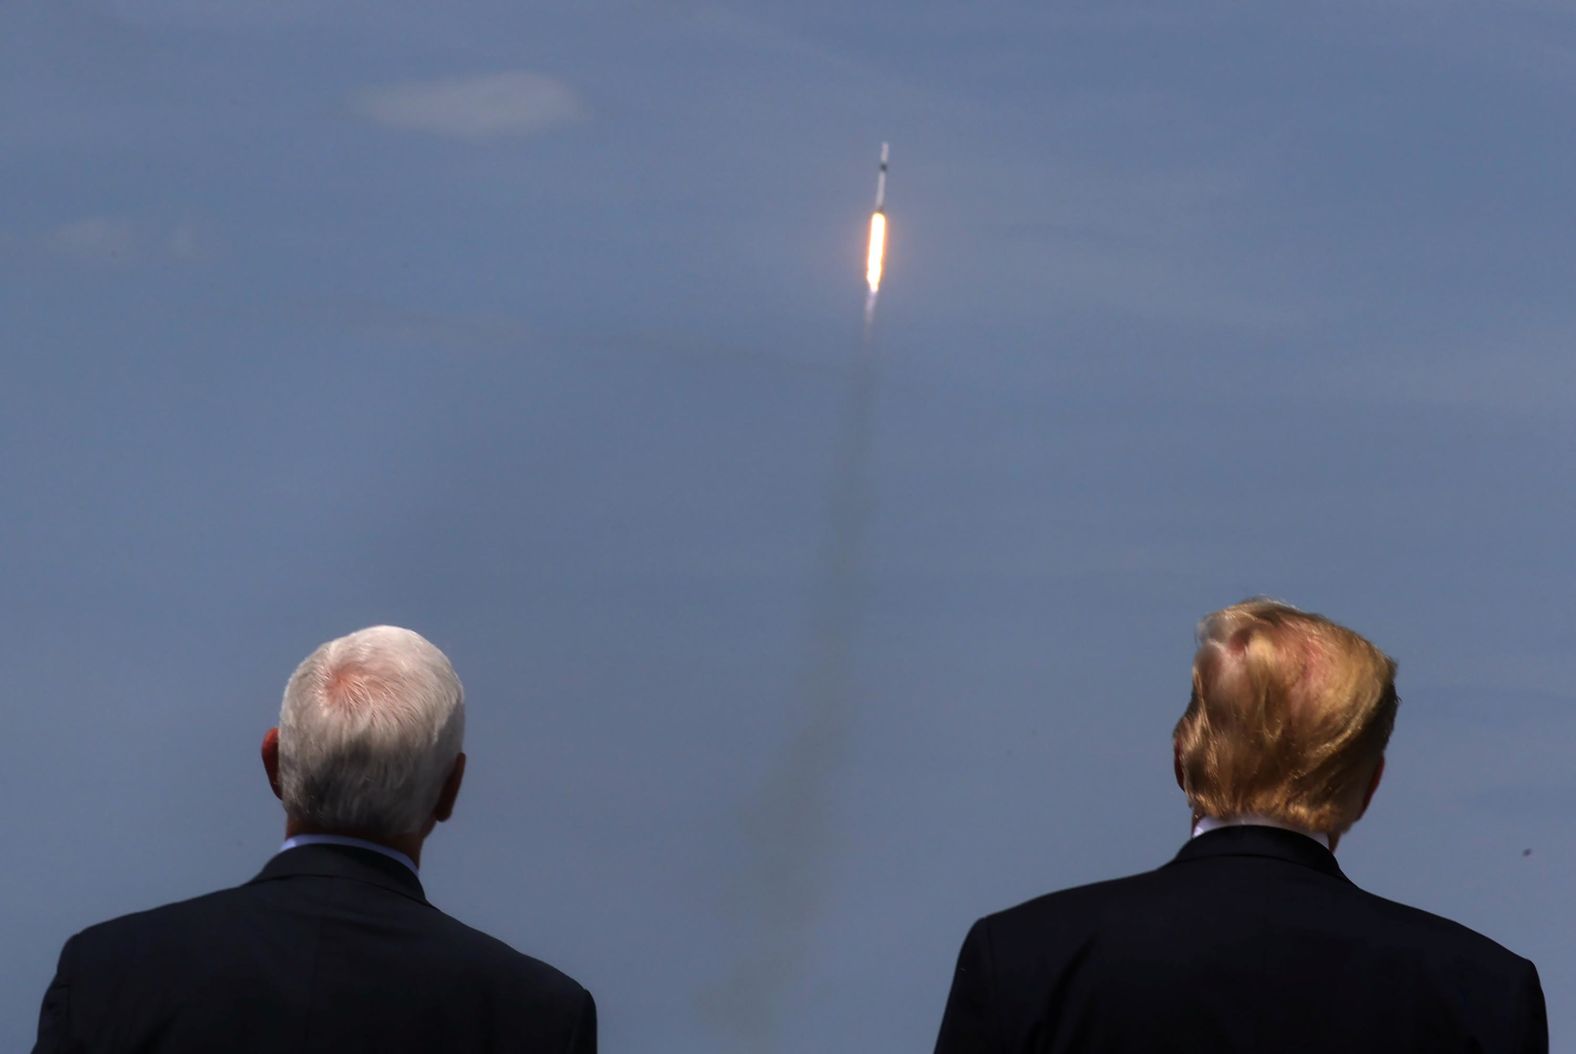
[33,625,595,1053]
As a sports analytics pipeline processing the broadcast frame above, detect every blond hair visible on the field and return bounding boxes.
[1173,599,1398,835]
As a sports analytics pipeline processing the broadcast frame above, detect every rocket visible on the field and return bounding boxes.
[874,141,889,211]
[866,143,889,295]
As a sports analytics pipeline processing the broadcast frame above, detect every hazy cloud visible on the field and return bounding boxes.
[350,72,586,140]
[1329,333,1576,417]
[44,217,138,265]
[41,215,211,266]
[317,297,533,350]
[166,218,204,261]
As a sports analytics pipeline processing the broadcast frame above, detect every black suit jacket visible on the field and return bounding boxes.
[935,826,1546,1054]
[33,843,595,1053]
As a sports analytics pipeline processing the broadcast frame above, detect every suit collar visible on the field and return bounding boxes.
[1168,824,1352,883]
[1192,813,1330,850]
[279,833,419,876]
[250,842,429,904]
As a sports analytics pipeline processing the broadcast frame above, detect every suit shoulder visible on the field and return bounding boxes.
[984,867,1163,927]
[970,868,1167,953]
[67,883,255,948]
[422,907,590,999]
[1351,886,1535,970]
[65,884,589,1001]
[976,865,1535,980]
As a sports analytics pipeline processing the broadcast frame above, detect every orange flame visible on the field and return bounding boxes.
[866,210,887,294]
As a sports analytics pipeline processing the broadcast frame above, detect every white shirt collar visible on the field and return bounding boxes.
[1192,813,1331,851]
[278,834,419,876]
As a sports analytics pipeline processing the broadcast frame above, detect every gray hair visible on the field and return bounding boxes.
[278,626,465,837]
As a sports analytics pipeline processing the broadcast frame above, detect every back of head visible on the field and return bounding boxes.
[278,625,465,837]
[1173,599,1398,835]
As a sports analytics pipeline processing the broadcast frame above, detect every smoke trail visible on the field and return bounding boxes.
[707,306,883,1048]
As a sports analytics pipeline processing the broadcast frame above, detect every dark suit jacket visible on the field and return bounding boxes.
[935,826,1546,1054]
[33,843,595,1053]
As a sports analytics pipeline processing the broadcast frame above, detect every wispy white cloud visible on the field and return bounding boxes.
[43,217,138,265]
[40,215,211,266]
[166,217,204,261]
[319,297,533,350]
[350,72,586,141]
[1327,327,1576,417]
[95,0,360,30]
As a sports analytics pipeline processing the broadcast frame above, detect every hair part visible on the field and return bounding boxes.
[278,625,465,837]
[1173,599,1397,835]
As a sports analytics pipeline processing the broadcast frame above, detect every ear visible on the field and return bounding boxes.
[1357,755,1385,818]
[433,752,466,823]
[261,728,283,801]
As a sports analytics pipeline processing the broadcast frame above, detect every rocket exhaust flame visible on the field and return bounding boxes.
[865,210,887,296]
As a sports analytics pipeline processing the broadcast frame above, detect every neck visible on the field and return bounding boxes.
[284,819,426,869]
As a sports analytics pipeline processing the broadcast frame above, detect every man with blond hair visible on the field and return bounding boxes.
[33,626,595,1053]
[934,599,1546,1053]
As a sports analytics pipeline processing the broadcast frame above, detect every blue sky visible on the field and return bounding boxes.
[4,3,1574,1050]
